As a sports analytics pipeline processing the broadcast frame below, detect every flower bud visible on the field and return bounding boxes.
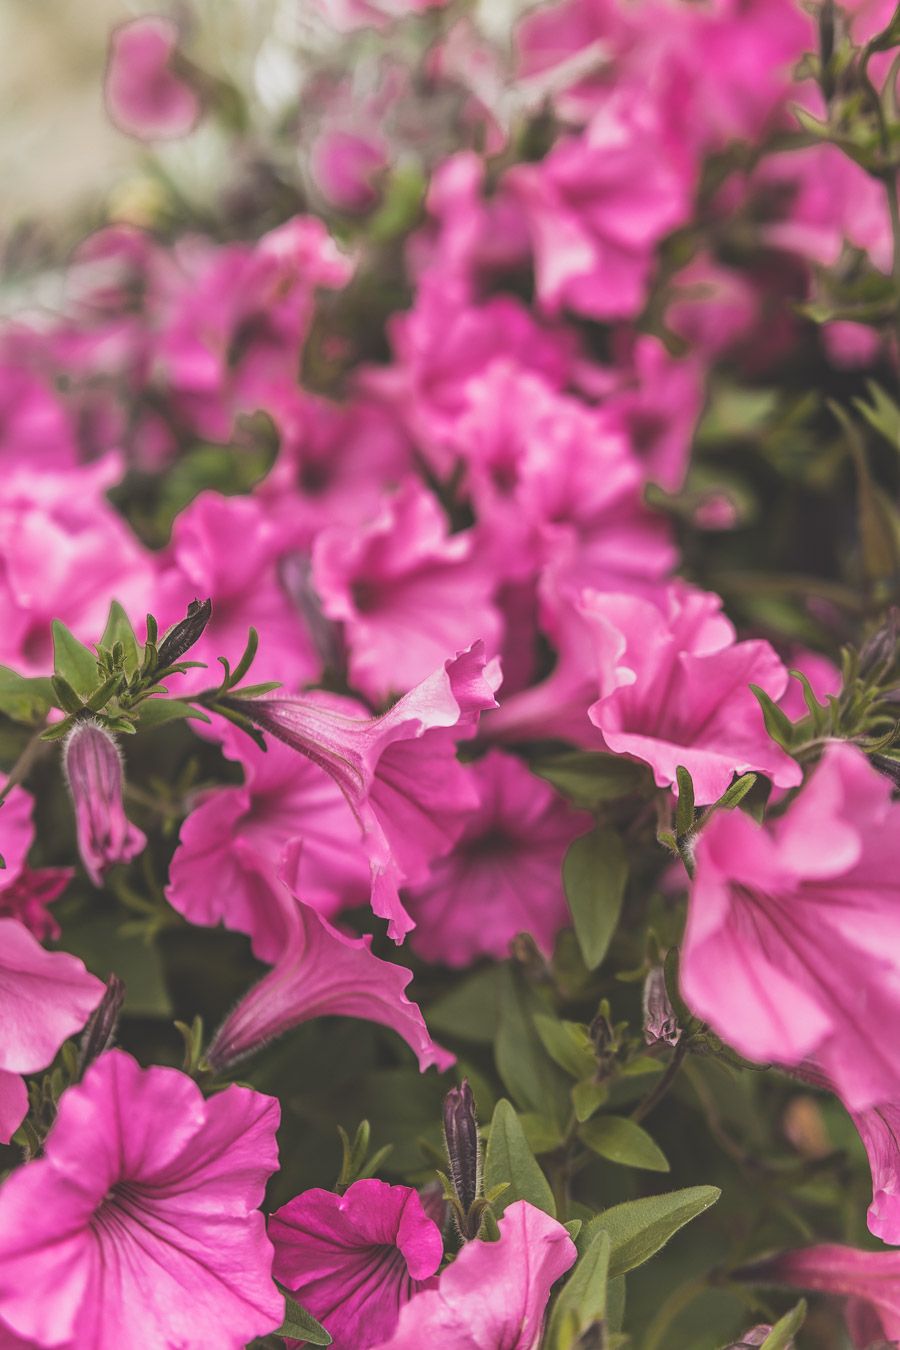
[63,721,147,885]
[726,1327,784,1349]
[443,1080,481,1226]
[155,597,212,669]
[642,967,681,1048]
[77,974,126,1075]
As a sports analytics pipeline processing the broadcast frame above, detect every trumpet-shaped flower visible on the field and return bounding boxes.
[269,1179,444,1349]
[683,743,900,1110]
[0,1051,282,1349]
[373,1201,576,1348]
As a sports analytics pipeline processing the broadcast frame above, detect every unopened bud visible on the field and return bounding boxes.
[642,967,681,1048]
[155,597,212,669]
[442,1080,481,1237]
[77,974,126,1075]
[726,1327,784,1349]
[63,721,147,885]
[858,610,899,683]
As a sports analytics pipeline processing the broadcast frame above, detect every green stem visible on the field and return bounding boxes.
[631,1038,690,1124]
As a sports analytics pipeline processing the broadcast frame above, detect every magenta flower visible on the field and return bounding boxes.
[0,918,104,1144]
[312,479,502,702]
[373,1200,576,1348]
[105,17,200,141]
[683,742,900,1110]
[63,722,147,887]
[0,777,71,939]
[234,642,500,940]
[206,866,452,1075]
[269,1179,444,1349]
[406,749,592,966]
[0,1050,282,1349]
[737,1244,900,1345]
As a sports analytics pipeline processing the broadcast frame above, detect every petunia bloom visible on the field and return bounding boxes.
[0,1050,282,1349]
[105,17,200,140]
[736,1244,900,1346]
[269,1179,444,1349]
[682,742,900,1111]
[206,864,452,1075]
[372,1200,576,1348]
[62,721,147,887]
[0,918,104,1144]
[233,642,500,940]
[405,749,592,966]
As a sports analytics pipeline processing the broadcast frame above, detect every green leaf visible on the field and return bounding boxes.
[854,381,900,451]
[578,1116,669,1172]
[749,684,796,750]
[0,667,55,725]
[533,1014,597,1080]
[760,1299,807,1349]
[483,1099,556,1218]
[99,602,141,675]
[428,965,502,1045]
[495,966,570,1129]
[563,828,628,971]
[545,1228,610,1350]
[713,772,759,811]
[531,752,647,808]
[674,766,695,839]
[52,620,98,699]
[572,1078,608,1124]
[583,1186,721,1279]
[275,1289,333,1345]
[133,699,211,730]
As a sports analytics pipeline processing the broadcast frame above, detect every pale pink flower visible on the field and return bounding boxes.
[312,479,502,702]
[167,728,368,959]
[206,865,452,1075]
[269,1179,444,1349]
[683,743,900,1110]
[373,1201,576,1348]
[406,749,591,966]
[105,17,200,141]
[0,919,104,1143]
[0,1051,282,1349]
[63,722,147,887]
[234,643,500,940]
[505,88,694,319]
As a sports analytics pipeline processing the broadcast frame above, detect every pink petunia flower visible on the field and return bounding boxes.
[105,17,200,141]
[737,1244,900,1346]
[206,863,452,1075]
[269,1179,444,1349]
[406,749,592,966]
[63,722,147,887]
[232,642,500,940]
[312,479,502,703]
[683,742,900,1111]
[0,919,104,1144]
[0,1050,282,1349]
[0,776,71,940]
[372,1200,576,1348]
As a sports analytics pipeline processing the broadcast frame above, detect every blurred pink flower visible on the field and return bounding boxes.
[269,1179,444,1349]
[63,722,147,887]
[406,749,592,966]
[372,1201,576,1348]
[206,862,452,1075]
[737,1244,900,1345]
[314,0,450,32]
[0,919,104,1143]
[0,1051,282,1348]
[231,642,500,940]
[105,17,200,141]
[311,129,388,212]
[0,776,70,940]
[683,743,900,1110]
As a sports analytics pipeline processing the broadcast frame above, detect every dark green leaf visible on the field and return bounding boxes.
[578,1116,669,1172]
[0,667,55,725]
[563,829,628,970]
[582,1185,721,1278]
[533,1014,596,1080]
[483,1099,556,1217]
[545,1228,610,1350]
[133,699,211,730]
[99,602,141,675]
[495,967,570,1130]
[675,766,694,839]
[713,773,759,811]
[749,684,796,750]
[531,752,647,808]
[50,675,84,715]
[275,1289,333,1345]
[427,965,502,1045]
[52,620,98,699]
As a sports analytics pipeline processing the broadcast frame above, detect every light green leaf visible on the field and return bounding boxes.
[495,967,570,1129]
[534,1014,596,1080]
[483,1099,556,1218]
[52,620,98,699]
[578,1116,669,1172]
[276,1289,333,1345]
[582,1186,721,1279]
[0,666,55,725]
[760,1299,806,1349]
[572,1078,608,1124]
[563,828,628,971]
[545,1228,610,1350]
[99,601,141,674]
[428,965,502,1045]
[133,699,211,730]
[532,752,647,808]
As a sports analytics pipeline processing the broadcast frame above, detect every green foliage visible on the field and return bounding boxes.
[483,1098,557,1218]
[583,1187,721,1279]
[275,1289,333,1345]
[544,1227,610,1350]
[563,829,628,971]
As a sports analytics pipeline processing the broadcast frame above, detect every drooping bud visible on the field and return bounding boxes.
[155,597,212,670]
[77,974,126,1075]
[858,609,899,683]
[642,967,681,1048]
[63,721,147,886]
[726,1327,783,1349]
[443,1080,481,1235]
